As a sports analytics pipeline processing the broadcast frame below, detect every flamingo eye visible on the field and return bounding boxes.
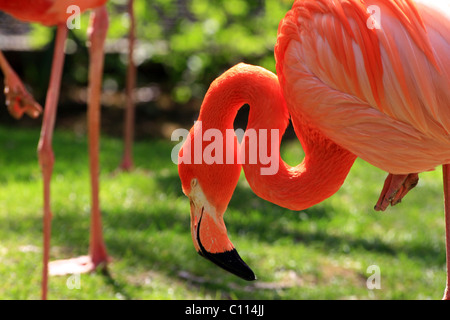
[191,178,198,188]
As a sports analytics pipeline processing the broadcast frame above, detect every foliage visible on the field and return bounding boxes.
[28,0,293,104]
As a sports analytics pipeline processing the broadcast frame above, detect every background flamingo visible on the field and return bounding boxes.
[0,51,42,120]
[0,0,109,299]
[178,0,450,298]
[119,0,136,171]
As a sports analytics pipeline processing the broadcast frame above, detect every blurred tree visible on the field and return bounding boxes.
[28,0,293,104]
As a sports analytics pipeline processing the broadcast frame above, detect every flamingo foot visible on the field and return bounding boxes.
[374,173,419,211]
[0,51,42,119]
[3,70,42,119]
[49,255,109,276]
[49,239,110,276]
[49,256,97,275]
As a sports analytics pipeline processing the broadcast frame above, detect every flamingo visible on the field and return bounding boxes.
[177,0,450,298]
[0,0,109,299]
[0,51,42,119]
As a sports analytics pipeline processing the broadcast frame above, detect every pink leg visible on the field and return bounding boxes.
[442,164,450,300]
[37,25,68,300]
[0,51,42,119]
[119,0,136,171]
[87,5,109,268]
[374,173,419,211]
[49,6,110,276]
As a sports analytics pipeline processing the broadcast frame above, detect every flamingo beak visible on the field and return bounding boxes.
[190,205,256,281]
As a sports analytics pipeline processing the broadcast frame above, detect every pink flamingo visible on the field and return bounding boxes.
[178,0,450,298]
[0,0,109,299]
[119,0,136,171]
[0,51,42,119]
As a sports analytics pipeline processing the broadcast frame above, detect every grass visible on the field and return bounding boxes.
[0,124,447,300]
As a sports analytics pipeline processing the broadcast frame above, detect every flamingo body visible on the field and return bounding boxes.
[0,0,107,25]
[276,0,450,174]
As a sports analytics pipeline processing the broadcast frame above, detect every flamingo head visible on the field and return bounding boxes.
[178,128,256,281]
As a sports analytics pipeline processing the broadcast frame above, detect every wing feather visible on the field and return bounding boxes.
[275,0,450,173]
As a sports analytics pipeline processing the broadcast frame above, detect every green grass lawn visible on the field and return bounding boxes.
[0,125,447,300]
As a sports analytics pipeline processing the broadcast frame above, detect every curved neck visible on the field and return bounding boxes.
[244,115,356,210]
[199,63,356,211]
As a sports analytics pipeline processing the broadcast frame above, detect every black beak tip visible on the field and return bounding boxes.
[198,248,257,281]
[195,213,256,281]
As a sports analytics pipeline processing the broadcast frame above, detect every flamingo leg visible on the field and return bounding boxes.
[0,51,42,119]
[48,6,110,276]
[374,173,419,211]
[87,5,109,268]
[442,164,450,300]
[119,0,136,171]
[37,24,68,300]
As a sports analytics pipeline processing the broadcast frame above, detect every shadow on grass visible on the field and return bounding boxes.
[102,269,133,300]
[0,126,445,298]
[7,186,440,298]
